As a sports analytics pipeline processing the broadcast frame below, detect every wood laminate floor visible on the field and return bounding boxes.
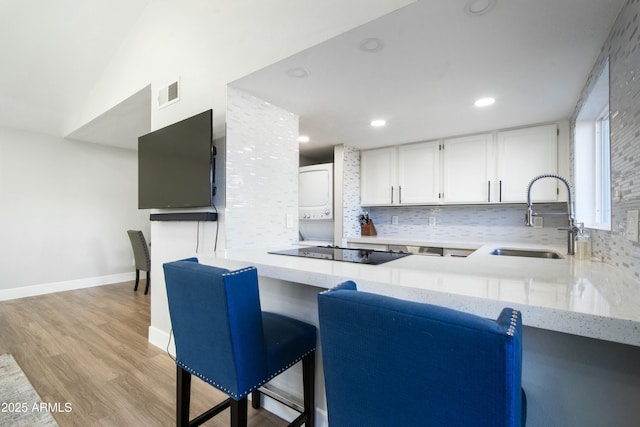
[0,282,288,426]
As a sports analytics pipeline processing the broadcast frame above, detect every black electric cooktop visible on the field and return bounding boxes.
[268,246,411,265]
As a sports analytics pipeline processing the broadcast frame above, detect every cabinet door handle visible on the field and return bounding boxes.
[499,180,503,202]
[391,186,394,204]
[399,186,402,204]
[488,181,491,202]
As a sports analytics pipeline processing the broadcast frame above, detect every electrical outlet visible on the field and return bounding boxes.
[286,213,294,229]
[627,210,639,242]
[533,216,544,228]
[391,215,399,225]
[428,217,436,227]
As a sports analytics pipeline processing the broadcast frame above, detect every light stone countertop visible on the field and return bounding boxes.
[198,238,640,347]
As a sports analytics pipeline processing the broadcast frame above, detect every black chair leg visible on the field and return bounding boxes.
[177,366,191,427]
[302,352,315,427]
[133,269,140,291]
[230,397,248,427]
[144,271,150,295]
[251,390,261,409]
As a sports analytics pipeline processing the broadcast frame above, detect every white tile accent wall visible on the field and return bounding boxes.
[225,87,299,249]
[571,0,640,280]
[342,145,362,239]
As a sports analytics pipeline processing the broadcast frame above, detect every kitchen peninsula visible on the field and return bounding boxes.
[193,241,640,427]
[200,240,640,346]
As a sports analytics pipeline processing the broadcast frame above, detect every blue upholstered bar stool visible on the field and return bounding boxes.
[163,258,316,427]
[318,281,526,427]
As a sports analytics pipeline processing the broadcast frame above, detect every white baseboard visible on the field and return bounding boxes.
[148,325,175,355]
[0,272,136,301]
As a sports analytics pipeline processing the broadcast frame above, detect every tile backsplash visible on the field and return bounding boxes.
[364,203,569,246]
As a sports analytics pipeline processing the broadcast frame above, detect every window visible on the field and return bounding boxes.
[574,59,611,230]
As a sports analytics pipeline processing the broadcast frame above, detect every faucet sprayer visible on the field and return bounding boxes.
[525,174,580,255]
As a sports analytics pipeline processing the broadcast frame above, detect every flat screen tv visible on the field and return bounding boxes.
[138,109,215,209]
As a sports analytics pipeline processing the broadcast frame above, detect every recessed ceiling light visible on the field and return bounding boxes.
[297,135,310,143]
[474,97,495,107]
[464,0,496,16]
[286,67,309,78]
[370,119,387,127]
[359,38,385,53]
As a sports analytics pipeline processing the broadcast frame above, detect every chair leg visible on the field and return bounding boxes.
[133,269,140,291]
[251,390,261,409]
[230,397,248,427]
[144,271,150,295]
[177,366,191,427]
[302,352,315,427]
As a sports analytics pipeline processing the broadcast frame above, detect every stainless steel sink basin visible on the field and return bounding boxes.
[490,248,563,259]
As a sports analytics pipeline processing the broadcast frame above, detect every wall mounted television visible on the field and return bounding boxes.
[138,109,216,209]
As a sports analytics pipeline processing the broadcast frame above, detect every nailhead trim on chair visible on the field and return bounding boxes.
[222,266,257,277]
[507,310,520,336]
[177,348,316,400]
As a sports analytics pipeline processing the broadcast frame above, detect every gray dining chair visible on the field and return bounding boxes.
[127,230,151,295]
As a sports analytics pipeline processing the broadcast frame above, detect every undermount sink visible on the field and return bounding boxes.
[490,248,563,259]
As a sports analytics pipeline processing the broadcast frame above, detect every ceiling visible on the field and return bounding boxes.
[230,0,624,160]
[0,0,152,136]
[0,0,623,156]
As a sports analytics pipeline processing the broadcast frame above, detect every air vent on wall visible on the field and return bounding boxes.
[158,78,180,108]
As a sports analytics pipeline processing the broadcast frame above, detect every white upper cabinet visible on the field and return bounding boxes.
[496,124,559,203]
[442,133,494,203]
[360,147,397,205]
[361,142,440,206]
[398,141,440,204]
[360,123,562,206]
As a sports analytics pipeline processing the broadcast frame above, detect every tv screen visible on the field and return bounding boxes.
[138,109,215,209]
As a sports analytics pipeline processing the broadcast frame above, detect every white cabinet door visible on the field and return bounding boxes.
[398,141,440,204]
[442,133,493,203]
[497,124,558,203]
[360,147,397,205]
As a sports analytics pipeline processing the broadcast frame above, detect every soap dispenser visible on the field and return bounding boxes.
[574,223,591,260]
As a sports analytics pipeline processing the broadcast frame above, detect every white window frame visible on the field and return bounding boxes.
[594,106,611,227]
[574,59,611,231]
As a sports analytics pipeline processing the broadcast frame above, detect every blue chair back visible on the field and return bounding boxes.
[318,281,525,427]
[163,258,268,399]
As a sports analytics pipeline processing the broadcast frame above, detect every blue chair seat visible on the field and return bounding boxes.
[318,281,526,427]
[164,258,316,427]
[262,312,316,378]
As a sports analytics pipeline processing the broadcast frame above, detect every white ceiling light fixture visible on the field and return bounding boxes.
[464,0,496,16]
[298,135,310,143]
[358,38,385,53]
[474,97,496,107]
[370,119,387,127]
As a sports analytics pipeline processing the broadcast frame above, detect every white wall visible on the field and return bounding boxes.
[0,127,148,298]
